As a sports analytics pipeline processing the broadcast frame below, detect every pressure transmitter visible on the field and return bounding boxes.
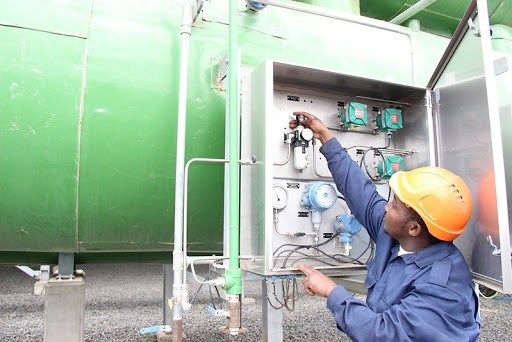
[334,214,363,256]
[302,182,337,212]
[302,182,338,244]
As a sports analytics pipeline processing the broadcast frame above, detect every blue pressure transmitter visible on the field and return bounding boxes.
[302,182,337,212]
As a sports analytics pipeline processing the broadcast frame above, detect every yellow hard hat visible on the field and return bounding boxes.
[389,166,473,241]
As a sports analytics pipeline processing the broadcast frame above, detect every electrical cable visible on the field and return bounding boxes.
[273,233,340,268]
[189,283,204,304]
[275,249,338,268]
[279,237,367,268]
[265,279,285,310]
[289,255,338,267]
[365,241,376,264]
[332,253,365,265]
[272,231,339,257]
[311,245,364,265]
[353,238,372,261]
[208,266,224,310]
[283,278,299,311]
[360,148,385,181]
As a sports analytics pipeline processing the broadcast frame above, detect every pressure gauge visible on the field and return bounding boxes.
[301,128,314,141]
[303,182,337,211]
[273,184,288,210]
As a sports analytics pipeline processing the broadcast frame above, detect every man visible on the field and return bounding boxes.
[292,111,480,341]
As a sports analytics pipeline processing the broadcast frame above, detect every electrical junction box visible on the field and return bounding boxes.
[377,155,404,179]
[377,108,403,131]
[239,60,428,277]
[238,1,512,295]
[340,102,368,127]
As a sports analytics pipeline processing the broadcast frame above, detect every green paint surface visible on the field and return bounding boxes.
[0,27,84,252]
[1,0,511,262]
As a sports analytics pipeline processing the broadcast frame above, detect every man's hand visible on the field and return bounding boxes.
[289,111,334,144]
[296,264,337,298]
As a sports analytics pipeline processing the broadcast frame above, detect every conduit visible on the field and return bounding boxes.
[223,0,243,335]
[172,0,192,341]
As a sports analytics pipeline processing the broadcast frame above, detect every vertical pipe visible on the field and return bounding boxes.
[222,0,243,335]
[224,0,242,296]
[172,0,192,341]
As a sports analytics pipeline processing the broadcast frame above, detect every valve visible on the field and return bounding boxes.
[246,0,267,11]
[284,113,314,172]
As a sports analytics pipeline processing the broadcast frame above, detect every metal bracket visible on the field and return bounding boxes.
[193,0,208,23]
[16,265,51,280]
[57,252,75,279]
[494,56,509,76]
[468,18,481,37]
[468,17,494,38]
[215,56,229,91]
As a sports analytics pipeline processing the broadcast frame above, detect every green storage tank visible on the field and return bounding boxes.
[1,0,511,264]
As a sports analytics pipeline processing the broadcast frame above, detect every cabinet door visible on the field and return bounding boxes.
[428,0,511,293]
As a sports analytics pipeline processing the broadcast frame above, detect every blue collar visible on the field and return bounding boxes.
[396,241,454,268]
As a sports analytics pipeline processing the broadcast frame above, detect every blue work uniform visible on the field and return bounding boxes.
[320,138,480,342]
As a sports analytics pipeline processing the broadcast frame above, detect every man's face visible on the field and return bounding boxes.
[384,194,411,240]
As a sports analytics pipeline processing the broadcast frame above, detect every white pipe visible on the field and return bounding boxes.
[183,158,228,284]
[255,0,418,84]
[390,0,438,25]
[183,158,254,283]
[172,0,192,340]
[273,143,291,166]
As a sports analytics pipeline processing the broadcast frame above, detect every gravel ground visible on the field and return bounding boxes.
[1,264,511,341]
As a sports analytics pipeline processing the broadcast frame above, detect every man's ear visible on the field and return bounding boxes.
[407,220,422,237]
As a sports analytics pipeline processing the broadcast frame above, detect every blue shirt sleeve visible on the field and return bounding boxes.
[319,138,387,242]
[327,282,478,342]
[319,139,480,342]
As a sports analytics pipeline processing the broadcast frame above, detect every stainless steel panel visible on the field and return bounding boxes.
[241,60,429,276]
[431,6,511,291]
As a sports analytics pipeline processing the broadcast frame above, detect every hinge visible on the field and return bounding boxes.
[426,91,433,109]
[426,89,440,109]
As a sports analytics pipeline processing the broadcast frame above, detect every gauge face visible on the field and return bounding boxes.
[313,183,337,210]
[273,184,288,210]
[301,128,314,141]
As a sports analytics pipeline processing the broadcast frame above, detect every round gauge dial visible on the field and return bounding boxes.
[273,184,288,210]
[301,128,314,141]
